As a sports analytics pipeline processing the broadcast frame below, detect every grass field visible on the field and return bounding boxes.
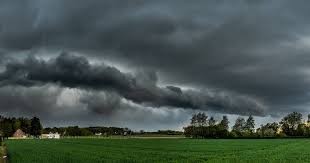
[5,138,310,163]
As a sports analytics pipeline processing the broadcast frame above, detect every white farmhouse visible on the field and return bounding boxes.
[95,132,102,136]
[48,132,60,139]
[41,132,60,139]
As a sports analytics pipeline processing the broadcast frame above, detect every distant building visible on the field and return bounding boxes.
[41,132,60,139]
[13,129,27,139]
[95,132,102,136]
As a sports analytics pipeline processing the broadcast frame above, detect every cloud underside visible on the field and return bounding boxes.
[0,0,310,128]
[0,53,266,116]
[0,84,191,130]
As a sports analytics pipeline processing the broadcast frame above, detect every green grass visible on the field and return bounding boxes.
[5,138,310,163]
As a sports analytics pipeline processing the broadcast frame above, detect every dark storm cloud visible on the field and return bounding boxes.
[0,53,266,115]
[0,84,189,129]
[0,85,61,116]
[0,0,310,122]
[79,91,121,115]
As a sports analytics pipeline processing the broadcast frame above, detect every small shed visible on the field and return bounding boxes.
[13,129,26,138]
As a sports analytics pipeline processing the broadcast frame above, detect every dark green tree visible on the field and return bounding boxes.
[297,124,306,136]
[232,117,246,136]
[197,113,208,126]
[208,116,216,126]
[80,128,93,136]
[280,112,302,136]
[65,126,81,136]
[30,117,42,138]
[190,114,198,126]
[13,119,21,131]
[216,116,230,138]
[191,113,208,127]
[245,115,255,134]
[20,118,31,134]
[257,122,279,137]
[219,116,229,131]
[2,120,13,138]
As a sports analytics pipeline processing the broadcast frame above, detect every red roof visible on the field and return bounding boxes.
[13,129,26,137]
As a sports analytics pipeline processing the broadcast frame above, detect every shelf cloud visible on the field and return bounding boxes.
[0,53,266,116]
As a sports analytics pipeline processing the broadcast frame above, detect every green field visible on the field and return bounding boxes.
[5,138,310,163]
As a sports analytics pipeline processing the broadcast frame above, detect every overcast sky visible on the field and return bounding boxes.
[0,0,310,130]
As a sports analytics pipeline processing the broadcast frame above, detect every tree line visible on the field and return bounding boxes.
[0,115,183,138]
[43,127,183,136]
[184,112,310,138]
[43,126,132,136]
[0,116,42,138]
[3,112,310,139]
[0,115,133,138]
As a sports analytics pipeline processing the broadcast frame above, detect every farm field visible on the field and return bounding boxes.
[5,138,310,163]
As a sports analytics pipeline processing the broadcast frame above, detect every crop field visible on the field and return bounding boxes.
[5,138,310,163]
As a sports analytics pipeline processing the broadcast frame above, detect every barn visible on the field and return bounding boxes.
[13,129,27,139]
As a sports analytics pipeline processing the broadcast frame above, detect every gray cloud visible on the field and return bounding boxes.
[0,53,266,115]
[0,84,62,116]
[79,91,121,115]
[0,0,310,128]
[0,84,189,130]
